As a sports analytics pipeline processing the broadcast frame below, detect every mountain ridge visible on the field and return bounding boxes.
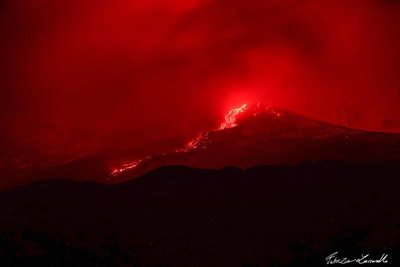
[108,104,400,181]
[3,104,400,189]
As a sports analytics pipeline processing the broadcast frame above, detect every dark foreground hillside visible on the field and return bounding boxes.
[1,161,400,266]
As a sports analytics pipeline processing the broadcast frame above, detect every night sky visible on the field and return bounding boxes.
[1,0,400,186]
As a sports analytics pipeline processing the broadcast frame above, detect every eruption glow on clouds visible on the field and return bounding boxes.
[1,0,400,188]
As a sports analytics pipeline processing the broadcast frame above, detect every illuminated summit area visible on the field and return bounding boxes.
[110,103,259,177]
[219,104,248,130]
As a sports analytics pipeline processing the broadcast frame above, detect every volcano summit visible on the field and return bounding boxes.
[109,103,400,182]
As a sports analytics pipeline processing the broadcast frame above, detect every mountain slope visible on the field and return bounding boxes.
[110,104,400,181]
[6,104,399,188]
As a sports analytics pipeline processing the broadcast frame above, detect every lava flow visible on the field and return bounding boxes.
[178,104,249,153]
[219,104,248,130]
[109,159,144,178]
[109,103,256,177]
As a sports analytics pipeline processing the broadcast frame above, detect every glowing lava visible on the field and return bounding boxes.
[219,104,248,130]
[110,103,253,177]
[109,157,149,178]
[178,104,249,153]
[176,133,210,153]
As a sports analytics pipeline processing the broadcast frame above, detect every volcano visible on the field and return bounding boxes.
[6,103,400,190]
[2,104,400,266]
[109,103,400,182]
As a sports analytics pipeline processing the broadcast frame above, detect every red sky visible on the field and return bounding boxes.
[1,0,400,184]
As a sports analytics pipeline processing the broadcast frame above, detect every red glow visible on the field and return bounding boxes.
[110,160,143,178]
[109,157,151,178]
[219,104,248,130]
[176,133,209,153]
[110,103,252,177]
[1,0,400,189]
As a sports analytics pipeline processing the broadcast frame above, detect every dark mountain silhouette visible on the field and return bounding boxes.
[1,162,400,266]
